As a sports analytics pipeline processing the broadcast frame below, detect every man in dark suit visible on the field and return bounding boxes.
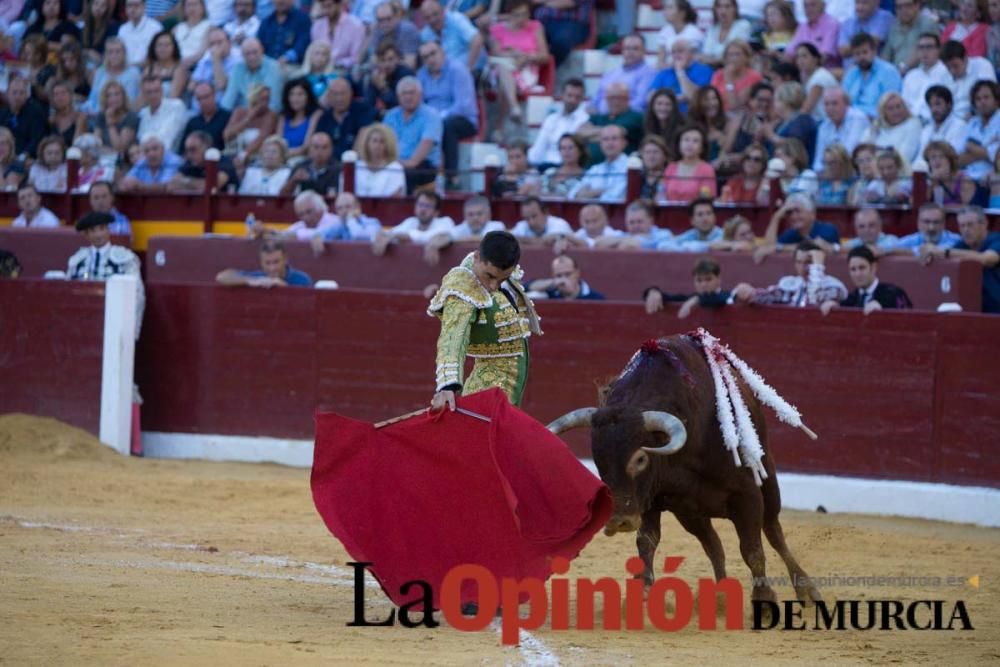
[820,245,912,316]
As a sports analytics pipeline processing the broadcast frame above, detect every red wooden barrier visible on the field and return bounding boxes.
[0,228,133,277]
[142,236,983,311]
[128,284,1000,487]
[3,279,999,487]
[0,280,106,434]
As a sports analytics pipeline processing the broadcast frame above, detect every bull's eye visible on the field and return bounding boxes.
[628,450,650,476]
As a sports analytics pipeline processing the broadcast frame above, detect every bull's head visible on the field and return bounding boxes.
[547,408,686,536]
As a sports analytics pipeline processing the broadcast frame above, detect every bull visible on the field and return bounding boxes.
[547,335,821,608]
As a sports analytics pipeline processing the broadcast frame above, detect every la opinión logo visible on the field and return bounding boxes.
[348,558,974,645]
[350,556,742,644]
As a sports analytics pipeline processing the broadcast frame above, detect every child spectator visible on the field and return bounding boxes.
[29,136,68,193]
[492,140,541,197]
[863,147,912,205]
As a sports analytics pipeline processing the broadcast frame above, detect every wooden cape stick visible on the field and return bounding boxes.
[373,407,492,429]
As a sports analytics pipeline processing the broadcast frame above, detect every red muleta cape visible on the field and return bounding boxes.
[311,387,612,608]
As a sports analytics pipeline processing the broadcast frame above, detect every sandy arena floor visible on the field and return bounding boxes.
[1,414,997,666]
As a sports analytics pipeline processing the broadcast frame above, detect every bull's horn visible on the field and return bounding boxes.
[547,408,597,434]
[640,411,687,455]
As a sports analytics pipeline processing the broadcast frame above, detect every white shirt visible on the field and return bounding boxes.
[205,0,235,25]
[286,212,341,240]
[701,19,752,60]
[812,107,871,172]
[510,215,572,239]
[919,113,968,157]
[805,67,838,121]
[657,23,705,64]
[948,57,997,120]
[138,98,190,153]
[12,207,60,228]
[902,61,950,123]
[857,278,879,305]
[223,16,260,45]
[118,16,164,66]
[173,19,212,60]
[389,216,456,244]
[863,116,923,165]
[238,166,291,195]
[572,225,624,248]
[526,104,590,166]
[354,160,406,197]
[451,220,506,240]
[568,154,630,202]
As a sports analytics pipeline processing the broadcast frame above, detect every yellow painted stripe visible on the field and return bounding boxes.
[214,221,292,237]
[132,221,205,251]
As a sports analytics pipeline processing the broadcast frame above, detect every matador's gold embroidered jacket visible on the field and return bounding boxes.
[427,253,542,406]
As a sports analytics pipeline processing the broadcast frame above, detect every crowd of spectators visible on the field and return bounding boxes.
[1,0,998,312]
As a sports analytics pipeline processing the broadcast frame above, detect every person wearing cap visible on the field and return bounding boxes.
[67,211,146,336]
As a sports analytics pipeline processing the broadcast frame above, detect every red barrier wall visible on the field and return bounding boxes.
[0,228,132,277]
[0,280,106,434]
[143,236,982,311]
[3,279,997,487]
[131,284,1000,488]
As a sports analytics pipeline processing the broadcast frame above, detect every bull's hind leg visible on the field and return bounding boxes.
[674,512,727,581]
[729,496,778,607]
[636,510,661,586]
[761,476,822,605]
[763,517,822,605]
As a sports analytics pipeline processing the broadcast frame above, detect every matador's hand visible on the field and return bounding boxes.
[430,390,456,412]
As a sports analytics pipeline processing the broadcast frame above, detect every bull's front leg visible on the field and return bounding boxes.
[636,509,661,587]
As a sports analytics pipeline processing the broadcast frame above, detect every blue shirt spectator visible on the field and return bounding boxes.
[649,62,713,113]
[662,226,725,252]
[257,0,311,64]
[419,2,482,69]
[126,150,183,184]
[838,7,894,62]
[842,56,901,119]
[222,39,283,111]
[955,231,1000,313]
[893,229,962,255]
[384,99,444,168]
[417,57,478,128]
[778,220,841,246]
[242,266,313,286]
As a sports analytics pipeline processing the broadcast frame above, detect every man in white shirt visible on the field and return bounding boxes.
[569,125,630,202]
[373,191,456,254]
[554,203,624,253]
[811,87,871,172]
[450,195,506,241]
[526,79,589,169]
[224,0,261,45]
[118,0,163,66]
[918,85,967,156]
[12,184,60,228]
[901,33,951,123]
[137,76,189,153]
[510,197,572,246]
[942,40,998,120]
[423,195,506,264]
